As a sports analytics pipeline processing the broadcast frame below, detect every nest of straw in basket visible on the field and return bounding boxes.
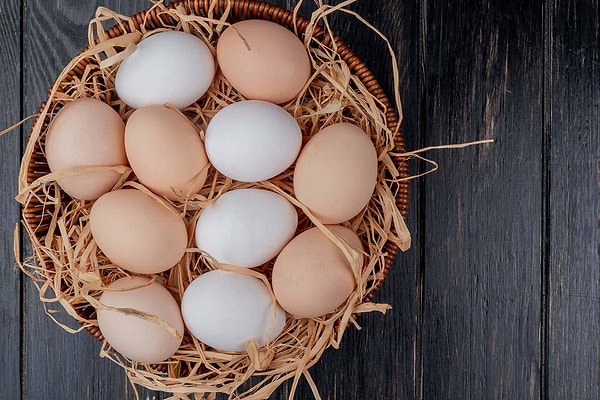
[16,0,410,399]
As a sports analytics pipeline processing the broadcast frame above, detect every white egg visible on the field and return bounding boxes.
[115,31,215,109]
[205,100,302,182]
[195,189,298,268]
[181,270,286,352]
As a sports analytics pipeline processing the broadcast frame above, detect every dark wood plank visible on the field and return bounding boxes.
[421,1,543,398]
[21,2,162,399]
[547,0,600,398]
[0,1,23,399]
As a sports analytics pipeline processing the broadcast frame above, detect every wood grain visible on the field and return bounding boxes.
[421,1,543,398]
[0,1,23,400]
[547,0,600,399]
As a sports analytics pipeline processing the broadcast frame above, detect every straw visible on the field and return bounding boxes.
[16,1,412,398]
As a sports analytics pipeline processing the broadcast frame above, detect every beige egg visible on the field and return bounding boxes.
[45,98,127,200]
[293,123,378,224]
[125,105,209,200]
[272,225,363,318]
[96,276,184,363]
[90,189,187,274]
[217,19,311,104]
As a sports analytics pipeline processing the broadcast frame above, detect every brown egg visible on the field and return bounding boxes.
[293,123,378,224]
[272,225,363,318]
[90,189,187,274]
[96,276,184,363]
[45,98,127,200]
[217,19,311,104]
[125,105,209,200]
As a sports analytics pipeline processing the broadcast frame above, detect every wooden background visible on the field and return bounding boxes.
[1,0,598,399]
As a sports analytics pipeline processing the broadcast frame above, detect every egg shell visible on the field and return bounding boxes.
[96,276,184,363]
[216,19,311,104]
[205,100,302,182]
[195,188,298,268]
[125,105,209,200]
[181,270,286,352]
[90,189,187,274]
[272,225,363,318]
[45,98,127,200]
[115,31,215,109]
[293,123,378,224]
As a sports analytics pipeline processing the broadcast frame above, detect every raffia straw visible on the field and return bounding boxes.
[305,0,403,128]
[12,0,482,399]
[393,138,495,181]
[0,114,37,137]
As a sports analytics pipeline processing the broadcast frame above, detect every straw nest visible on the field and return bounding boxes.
[16,1,410,399]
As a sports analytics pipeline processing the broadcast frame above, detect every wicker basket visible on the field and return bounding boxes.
[18,0,409,398]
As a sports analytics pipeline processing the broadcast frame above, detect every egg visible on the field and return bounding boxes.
[96,276,184,363]
[205,100,302,182]
[181,270,286,352]
[293,123,378,224]
[115,31,215,109]
[125,105,209,200]
[272,226,363,318]
[195,188,298,268]
[44,98,127,200]
[90,189,187,274]
[217,19,311,104]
